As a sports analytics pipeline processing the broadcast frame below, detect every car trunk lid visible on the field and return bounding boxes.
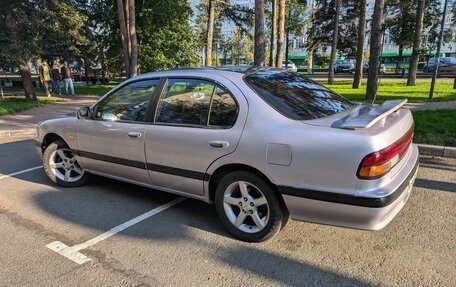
[302,99,408,130]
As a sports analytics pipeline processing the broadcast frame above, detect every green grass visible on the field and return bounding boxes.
[412,109,456,147]
[323,80,456,103]
[0,96,59,116]
[73,84,118,96]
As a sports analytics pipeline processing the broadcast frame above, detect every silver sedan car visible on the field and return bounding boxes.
[34,67,419,242]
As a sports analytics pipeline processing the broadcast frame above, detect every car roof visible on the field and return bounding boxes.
[127,66,282,83]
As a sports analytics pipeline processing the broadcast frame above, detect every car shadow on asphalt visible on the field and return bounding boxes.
[414,178,456,193]
[29,176,374,286]
[29,174,231,240]
[218,246,373,287]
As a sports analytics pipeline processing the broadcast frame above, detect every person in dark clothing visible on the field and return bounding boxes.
[51,64,61,96]
[61,61,75,96]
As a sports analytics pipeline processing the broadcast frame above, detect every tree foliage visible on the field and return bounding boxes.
[195,0,254,63]
[0,0,88,67]
[137,0,199,71]
[305,0,360,57]
[384,0,416,51]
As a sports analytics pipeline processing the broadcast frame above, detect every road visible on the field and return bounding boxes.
[0,136,455,287]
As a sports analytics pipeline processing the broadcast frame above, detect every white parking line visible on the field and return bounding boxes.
[0,165,43,180]
[46,196,186,264]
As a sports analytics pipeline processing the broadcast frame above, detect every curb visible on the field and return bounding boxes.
[0,129,36,138]
[417,144,456,159]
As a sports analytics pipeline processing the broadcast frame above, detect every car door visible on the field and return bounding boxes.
[144,76,247,196]
[75,79,160,185]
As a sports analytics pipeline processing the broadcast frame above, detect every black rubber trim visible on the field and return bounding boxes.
[73,149,209,181]
[147,163,208,181]
[279,160,419,208]
[74,150,146,169]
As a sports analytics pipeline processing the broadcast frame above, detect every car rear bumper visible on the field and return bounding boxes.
[280,144,419,230]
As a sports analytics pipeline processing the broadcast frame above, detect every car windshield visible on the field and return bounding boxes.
[244,70,355,120]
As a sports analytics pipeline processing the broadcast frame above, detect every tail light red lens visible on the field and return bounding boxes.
[358,125,414,179]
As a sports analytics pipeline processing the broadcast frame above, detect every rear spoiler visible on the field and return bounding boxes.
[340,99,407,129]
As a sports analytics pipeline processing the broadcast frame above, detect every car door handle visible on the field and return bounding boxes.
[127,132,142,138]
[208,140,229,148]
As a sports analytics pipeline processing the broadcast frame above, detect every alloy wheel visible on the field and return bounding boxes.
[223,181,270,233]
[49,148,84,183]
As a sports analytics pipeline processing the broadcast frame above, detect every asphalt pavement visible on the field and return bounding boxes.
[0,136,455,287]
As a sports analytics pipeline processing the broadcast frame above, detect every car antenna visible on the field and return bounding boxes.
[372,65,384,105]
[373,26,387,105]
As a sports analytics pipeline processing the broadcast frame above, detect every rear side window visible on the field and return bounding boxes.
[209,87,237,127]
[244,70,355,120]
[155,78,238,128]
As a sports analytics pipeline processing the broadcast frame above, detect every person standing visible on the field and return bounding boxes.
[39,60,52,97]
[51,64,61,96]
[61,61,75,96]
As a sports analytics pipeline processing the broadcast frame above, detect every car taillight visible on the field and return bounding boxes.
[357,125,414,179]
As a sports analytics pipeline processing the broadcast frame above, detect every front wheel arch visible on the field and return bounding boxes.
[41,133,67,153]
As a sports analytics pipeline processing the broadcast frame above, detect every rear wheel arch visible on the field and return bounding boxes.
[208,164,288,212]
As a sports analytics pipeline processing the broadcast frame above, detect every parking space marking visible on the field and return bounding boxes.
[0,165,43,180]
[46,196,186,265]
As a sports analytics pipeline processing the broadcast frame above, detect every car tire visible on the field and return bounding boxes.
[43,140,88,187]
[215,171,288,242]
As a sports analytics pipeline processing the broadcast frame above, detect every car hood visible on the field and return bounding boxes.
[38,115,75,126]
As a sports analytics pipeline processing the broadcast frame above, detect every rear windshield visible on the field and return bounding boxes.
[244,70,355,120]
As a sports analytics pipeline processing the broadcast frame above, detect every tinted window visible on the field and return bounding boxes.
[156,79,214,126]
[96,80,158,122]
[244,70,355,120]
[209,87,237,127]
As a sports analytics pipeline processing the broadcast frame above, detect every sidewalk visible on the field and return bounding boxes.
[404,101,456,111]
[0,96,97,137]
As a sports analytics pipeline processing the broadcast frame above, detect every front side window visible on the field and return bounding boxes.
[245,70,355,120]
[96,79,158,122]
[155,78,238,128]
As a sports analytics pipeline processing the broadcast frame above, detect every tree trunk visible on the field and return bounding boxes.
[4,0,35,100]
[285,6,291,68]
[353,0,366,89]
[307,0,315,74]
[285,28,290,68]
[125,0,131,71]
[117,0,130,77]
[276,0,285,67]
[395,45,403,75]
[269,0,278,67]
[84,58,89,85]
[128,0,138,76]
[407,0,425,86]
[328,0,341,85]
[366,0,385,101]
[254,0,265,65]
[19,61,36,101]
[205,0,215,66]
[307,48,314,74]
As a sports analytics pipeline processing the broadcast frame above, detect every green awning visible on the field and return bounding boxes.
[288,55,308,60]
[380,52,445,58]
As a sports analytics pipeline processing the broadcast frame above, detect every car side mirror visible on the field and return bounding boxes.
[77,106,91,119]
